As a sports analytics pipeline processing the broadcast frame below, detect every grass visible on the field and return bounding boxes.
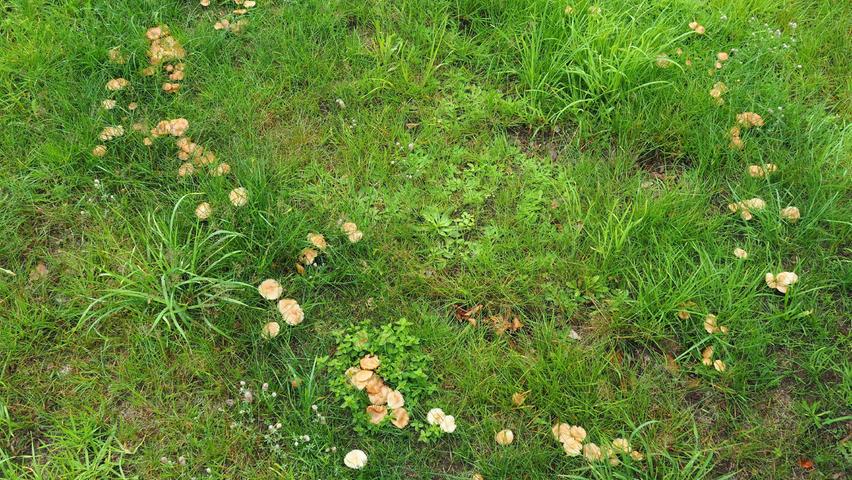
[1,0,850,478]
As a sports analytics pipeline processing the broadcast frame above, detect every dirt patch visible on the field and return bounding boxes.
[507,124,573,160]
[636,147,691,181]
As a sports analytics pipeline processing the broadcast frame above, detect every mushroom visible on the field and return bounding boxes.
[583,443,603,462]
[734,247,748,259]
[495,429,514,446]
[701,346,714,366]
[307,232,327,250]
[612,438,630,454]
[92,145,107,157]
[350,370,373,390]
[552,423,570,442]
[364,375,384,395]
[713,359,727,372]
[229,187,248,207]
[386,390,404,409]
[195,202,212,221]
[439,415,456,433]
[343,449,367,469]
[359,355,380,371]
[563,437,582,456]
[257,279,282,300]
[765,271,798,293]
[367,385,390,405]
[178,162,194,177]
[630,450,644,461]
[261,321,280,339]
[212,163,231,176]
[426,408,445,426]
[277,299,304,325]
[390,407,410,428]
[780,206,800,222]
[298,248,318,266]
[366,405,387,424]
[569,425,586,443]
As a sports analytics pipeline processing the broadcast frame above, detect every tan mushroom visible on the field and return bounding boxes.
[390,407,410,428]
[307,232,327,250]
[350,370,374,390]
[229,187,248,207]
[386,390,404,409]
[563,437,582,456]
[364,375,384,395]
[495,429,514,446]
[195,202,212,221]
[258,279,282,300]
[261,321,280,339]
[583,443,603,462]
[366,405,387,424]
[612,438,631,454]
[780,206,800,222]
[359,355,380,370]
[277,298,304,325]
[367,385,390,405]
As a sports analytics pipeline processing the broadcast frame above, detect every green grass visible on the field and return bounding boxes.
[1,0,850,478]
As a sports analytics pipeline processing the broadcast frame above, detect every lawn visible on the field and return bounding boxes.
[1,0,850,478]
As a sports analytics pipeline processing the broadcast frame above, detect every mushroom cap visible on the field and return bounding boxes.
[366,405,387,424]
[439,415,456,433]
[568,425,586,443]
[178,162,194,177]
[612,438,631,453]
[351,370,374,390]
[780,206,800,222]
[713,359,727,372]
[261,321,280,339]
[748,165,764,177]
[552,423,571,442]
[390,407,410,428]
[258,279,283,300]
[426,408,446,426]
[347,230,364,243]
[195,202,212,220]
[359,355,380,370]
[229,187,248,207]
[495,429,514,446]
[277,299,304,326]
[704,314,718,334]
[367,385,390,405]
[343,449,367,469]
[583,443,603,461]
[364,375,385,395]
[734,247,748,259]
[563,437,582,456]
[386,390,404,409]
[776,271,798,286]
[342,222,358,234]
[743,197,766,210]
[307,232,327,250]
[299,248,318,266]
[630,450,645,461]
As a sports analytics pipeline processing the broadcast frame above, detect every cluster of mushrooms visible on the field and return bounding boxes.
[257,278,304,339]
[552,424,644,465]
[729,111,764,150]
[141,26,187,94]
[209,0,255,33]
[346,355,411,429]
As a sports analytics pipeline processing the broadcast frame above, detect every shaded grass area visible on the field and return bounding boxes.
[1,0,850,478]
